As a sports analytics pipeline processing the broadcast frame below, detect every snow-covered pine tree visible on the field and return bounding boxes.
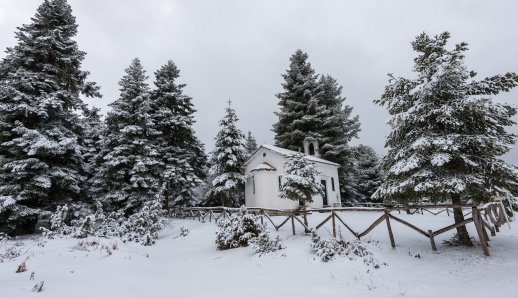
[0,0,101,235]
[215,206,266,250]
[373,32,518,246]
[279,152,323,228]
[91,58,162,214]
[123,194,167,246]
[273,50,321,151]
[315,75,361,203]
[273,51,360,203]
[81,107,105,181]
[206,103,247,207]
[348,145,383,203]
[245,131,258,158]
[149,60,207,208]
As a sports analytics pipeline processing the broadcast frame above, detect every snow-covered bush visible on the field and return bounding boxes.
[250,232,283,256]
[40,199,167,246]
[215,206,265,250]
[74,215,95,238]
[96,209,126,238]
[40,205,73,239]
[123,196,167,246]
[309,230,378,267]
[310,229,347,262]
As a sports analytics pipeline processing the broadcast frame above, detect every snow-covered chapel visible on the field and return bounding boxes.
[243,138,341,209]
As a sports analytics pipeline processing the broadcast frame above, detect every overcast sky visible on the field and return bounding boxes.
[1,0,517,165]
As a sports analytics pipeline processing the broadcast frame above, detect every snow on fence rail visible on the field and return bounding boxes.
[171,202,510,256]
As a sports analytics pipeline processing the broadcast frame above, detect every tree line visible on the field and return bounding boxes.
[1,0,517,246]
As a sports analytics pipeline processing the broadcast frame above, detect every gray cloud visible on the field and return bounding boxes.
[1,0,517,164]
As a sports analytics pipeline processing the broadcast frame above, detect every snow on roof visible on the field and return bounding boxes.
[250,162,276,172]
[245,144,340,167]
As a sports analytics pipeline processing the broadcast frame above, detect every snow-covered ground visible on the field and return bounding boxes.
[1,211,517,298]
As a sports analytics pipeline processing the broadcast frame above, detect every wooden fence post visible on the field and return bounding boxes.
[428,230,437,251]
[473,207,490,256]
[384,210,396,248]
[291,215,296,236]
[332,211,337,238]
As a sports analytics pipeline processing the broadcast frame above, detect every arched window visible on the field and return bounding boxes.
[331,177,335,191]
[308,143,315,155]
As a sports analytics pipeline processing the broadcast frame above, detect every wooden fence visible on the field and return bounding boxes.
[171,201,511,256]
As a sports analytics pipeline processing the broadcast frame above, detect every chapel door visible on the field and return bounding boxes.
[320,180,328,206]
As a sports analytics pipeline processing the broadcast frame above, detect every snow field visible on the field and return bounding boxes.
[0,211,517,298]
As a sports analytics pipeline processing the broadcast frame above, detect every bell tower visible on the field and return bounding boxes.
[303,137,320,157]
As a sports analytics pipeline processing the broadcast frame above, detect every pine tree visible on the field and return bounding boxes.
[315,75,360,202]
[273,51,360,202]
[373,32,518,245]
[348,145,383,203]
[0,0,100,235]
[123,194,167,246]
[279,152,323,228]
[206,103,247,207]
[81,107,104,181]
[149,60,207,208]
[273,50,321,151]
[245,131,258,157]
[91,58,161,214]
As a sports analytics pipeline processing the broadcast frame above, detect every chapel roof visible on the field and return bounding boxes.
[244,144,340,167]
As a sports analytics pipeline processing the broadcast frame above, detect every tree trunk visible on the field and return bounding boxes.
[301,204,309,233]
[452,194,473,246]
[162,182,170,211]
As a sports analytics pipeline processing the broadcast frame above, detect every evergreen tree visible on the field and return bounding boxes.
[347,145,383,203]
[373,32,518,245]
[149,60,207,208]
[315,75,361,202]
[81,107,104,181]
[0,0,100,235]
[273,51,360,202]
[123,194,167,246]
[206,103,247,207]
[273,50,320,152]
[91,58,161,214]
[245,131,258,157]
[279,152,323,228]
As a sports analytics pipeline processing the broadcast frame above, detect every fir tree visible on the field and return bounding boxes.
[273,50,320,152]
[315,75,361,202]
[123,194,167,246]
[81,107,104,181]
[273,51,360,202]
[91,58,161,214]
[245,131,258,157]
[0,0,100,235]
[347,145,383,203]
[279,152,323,228]
[149,60,207,208]
[206,103,247,207]
[373,32,518,245]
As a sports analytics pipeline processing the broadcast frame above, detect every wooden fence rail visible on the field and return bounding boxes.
[171,202,511,256]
